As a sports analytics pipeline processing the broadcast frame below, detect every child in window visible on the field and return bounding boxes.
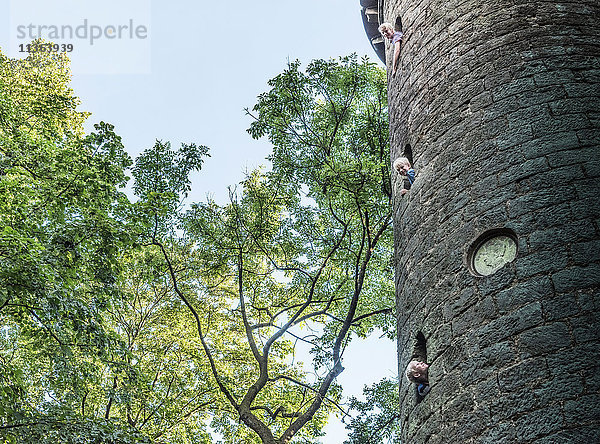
[406,360,430,396]
[378,22,404,78]
[393,157,415,196]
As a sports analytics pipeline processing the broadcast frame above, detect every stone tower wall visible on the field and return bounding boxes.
[384,0,600,442]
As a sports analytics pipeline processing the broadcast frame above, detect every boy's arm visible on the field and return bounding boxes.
[392,41,401,77]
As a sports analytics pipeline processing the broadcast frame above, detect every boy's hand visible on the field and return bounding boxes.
[400,188,409,195]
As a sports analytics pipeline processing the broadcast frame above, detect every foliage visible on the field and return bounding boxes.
[166,54,394,443]
[1,47,396,444]
[1,416,152,444]
[0,43,220,443]
[344,379,401,444]
[99,244,217,444]
[0,44,205,444]
[246,55,394,340]
[0,44,136,442]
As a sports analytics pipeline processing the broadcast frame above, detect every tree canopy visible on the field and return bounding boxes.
[1,48,396,444]
[1,45,141,443]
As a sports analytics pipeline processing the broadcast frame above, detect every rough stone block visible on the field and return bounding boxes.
[569,196,600,218]
[509,203,571,233]
[489,389,539,420]
[477,302,543,348]
[491,77,535,101]
[533,372,584,407]
[534,427,600,444]
[444,287,476,320]
[510,404,564,441]
[498,357,550,392]
[515,249,569,279]
[551,263,600,292]
[564,394,600,424]
[478,422,516,444]
[497,156,549,187]
[531,113,592,139]
[520,131,580,159]
[451,296,497,336]
[496,276,553,313]
[474,206,508,228]
[533,69,576,87]
[583,160,600,177]
[477,266,516,297]
[546,343,600,375]
[571,312,600,344]
[508,186,576,218]
[496,126,535,151]
[577,289,599,312]
[466,341,515,383]
[524,164,586,193]
[528,220,596,252]
[584,363,600,393]
[574,177,600,200]
[546,145,597,168]
[518,322,572,357]
[577,128,600,145]
[542,294,581,321]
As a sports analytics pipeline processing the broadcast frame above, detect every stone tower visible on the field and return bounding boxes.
[366,0,600,442]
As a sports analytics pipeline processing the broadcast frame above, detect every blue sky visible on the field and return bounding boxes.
[2,0,396,441]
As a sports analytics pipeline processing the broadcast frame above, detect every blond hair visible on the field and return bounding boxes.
[393,157,411,172]
[378,23,394,35]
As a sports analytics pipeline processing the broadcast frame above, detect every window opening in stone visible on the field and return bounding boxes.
[467,228,518,277]
[395,16,403,33]
[406,331,430,402]
[403,144,413,167]
[393,155,414,196]
[378,15,403,77]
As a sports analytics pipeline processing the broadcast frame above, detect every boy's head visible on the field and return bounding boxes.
[393,157,411,175]
[406,360,429,383]
[378,23,395,39]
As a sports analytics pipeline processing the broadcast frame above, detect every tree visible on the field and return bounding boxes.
[0,45,142,444]
[2,47,396,444]
[0,45,221,443]
[116,140,222,443]
[344,379,401,444]
[161,54,395,443]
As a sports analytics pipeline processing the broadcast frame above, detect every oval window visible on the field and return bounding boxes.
[468,229,518,276]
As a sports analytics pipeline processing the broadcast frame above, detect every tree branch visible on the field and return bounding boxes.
[152,239,238,410]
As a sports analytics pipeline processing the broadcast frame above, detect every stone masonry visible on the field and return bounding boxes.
[380,0,600,442]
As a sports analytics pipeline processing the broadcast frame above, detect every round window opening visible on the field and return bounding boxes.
[468,229,518,276]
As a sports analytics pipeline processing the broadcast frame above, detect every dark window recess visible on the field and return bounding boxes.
[411,332,429,403]
[403,144,413,167]
[401,144,414,191]
[411,331,427,362]
[395,16,403,33]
